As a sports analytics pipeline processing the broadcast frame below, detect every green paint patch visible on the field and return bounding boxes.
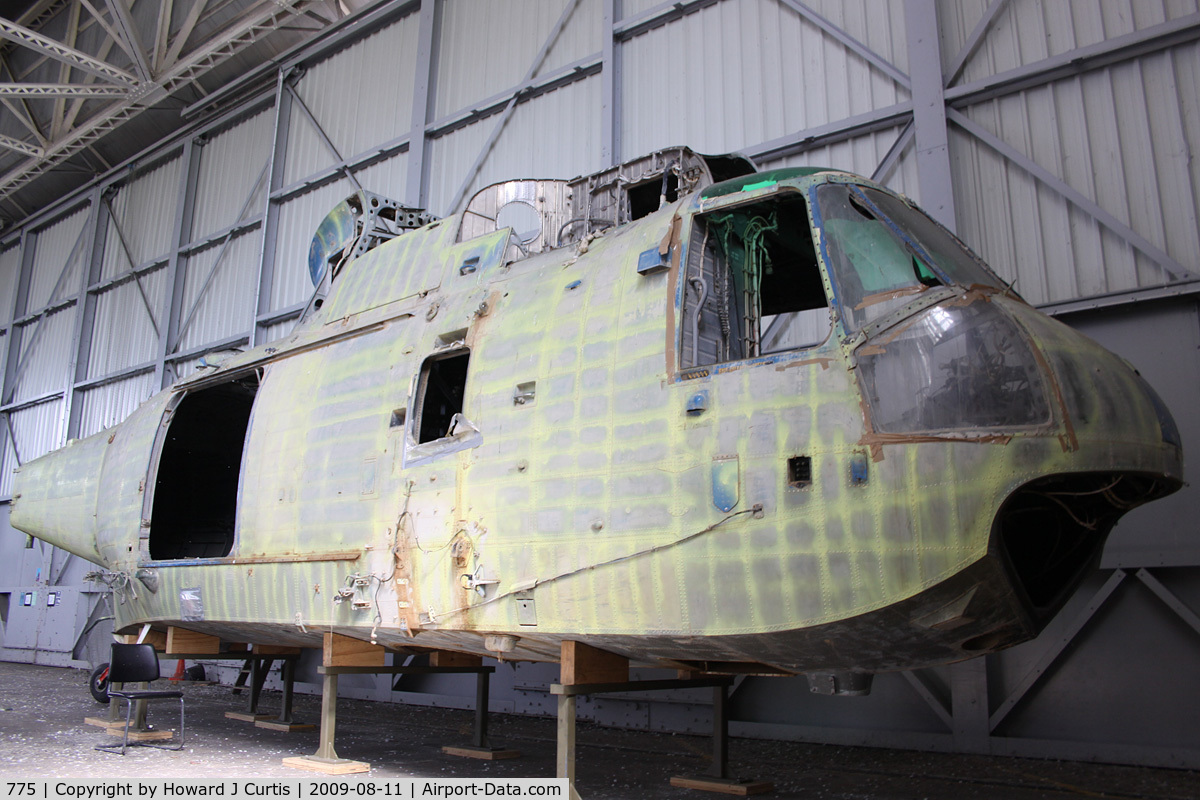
[702,166,828,198]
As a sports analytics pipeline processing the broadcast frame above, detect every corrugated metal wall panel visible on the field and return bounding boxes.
[176,232,260,353]
[86,270,167,379]
[0,246,20,326]
[427,77,601,215]
[1,401,65,496]
[939,0,1200,86]
[619,0,910,160]
[283,15,420,186]
[259,319,298,345]
[28,208,88,312]
[756,125,921,198]
[951,43,1200,306]
[435,0,601,119]
[192,110,274,240]
[271,181,355,311]
[355,153,409,200]
[99,157,182,281]
[75,373,157,439]
[11,307,73,403]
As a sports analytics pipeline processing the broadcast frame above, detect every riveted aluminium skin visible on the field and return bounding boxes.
[10,166,1182,675]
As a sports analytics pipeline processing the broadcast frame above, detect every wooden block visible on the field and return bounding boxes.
[225,711,274,722]
[669,777,774,796]
[120,630,167,650]
[429,650,483,668]
[441,746,521,760]
[253,644,302,656]
[85,716,125,729]
[256,720,316,732]
[560,641,628,686]
[282,756,370,774]
[166,627,220,655]
[323,632,385,668]
[106,727,175,742]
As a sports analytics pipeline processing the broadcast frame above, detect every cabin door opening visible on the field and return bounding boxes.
[148,373,259,560]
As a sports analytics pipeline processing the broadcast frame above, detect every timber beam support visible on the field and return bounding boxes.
[551,642,772,797]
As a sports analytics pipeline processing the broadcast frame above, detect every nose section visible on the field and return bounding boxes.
[10,432,109,566]
[1001,295,1184,476]
[991,296,1183,613]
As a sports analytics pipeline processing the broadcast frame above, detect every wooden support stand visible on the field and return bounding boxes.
[669,686,773,796]
[106,727,174,742]
[216,645,312,731]
[437,660,520,761]
[166,627,220,655]
[552,642,771,797]
[282,634,383,774]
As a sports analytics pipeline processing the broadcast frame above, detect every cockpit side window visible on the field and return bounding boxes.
[680,193,829,370]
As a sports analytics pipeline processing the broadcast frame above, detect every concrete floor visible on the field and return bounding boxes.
[1,661,1198,799]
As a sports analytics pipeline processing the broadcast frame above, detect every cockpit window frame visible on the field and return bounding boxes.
[676,187,835,379]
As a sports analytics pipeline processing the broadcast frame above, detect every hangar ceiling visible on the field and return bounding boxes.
[0,0,371,226]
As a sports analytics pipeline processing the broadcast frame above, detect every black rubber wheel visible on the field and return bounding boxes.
[89,662,110,704]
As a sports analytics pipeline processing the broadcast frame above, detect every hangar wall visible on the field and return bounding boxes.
[0,0,1198,768]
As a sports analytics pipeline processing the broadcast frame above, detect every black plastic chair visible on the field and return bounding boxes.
[95,643,185,755]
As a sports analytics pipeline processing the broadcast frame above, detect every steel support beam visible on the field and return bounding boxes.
[99,195,162,338]
[0,17,137,86]
[156,137,203,390]
[0,227,37,476]
[778,0,910,90]
[948,109,1197,281]
[989,570,1127,732]
[63,187,106,441]
[2,217,90,405]
[251,70,293,349]
[284,82,363,194]
[904,0,955,230]
[950,658,988,752]
[404,0,438,209]
[0,84,130,98]
[103,0,154,85]
[600,0,619,167]
[0,134,42,159]
[745,101,914,162]
[871,122,914,185]
[446,0,586,213]
[945,13,1200,108]
[901,668,953,730]
[172,161,269,353]
[943,0,1012,88]
[0,0,315,204]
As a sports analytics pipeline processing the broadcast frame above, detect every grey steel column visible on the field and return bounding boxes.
[0,225,36,473]
[905,0,956,231]
[600,0,620,167]
[156,138,202,390]
[63,187,107,441]
[250,70,294,348]
[405,0,439,209]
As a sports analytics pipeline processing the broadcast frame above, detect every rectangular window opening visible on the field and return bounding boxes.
[414,350,470,444]
[628,172,679,221]
[389,408,407,428]
[681,193,829,370]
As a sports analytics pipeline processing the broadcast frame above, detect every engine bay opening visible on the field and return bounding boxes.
[995,473,1175,610]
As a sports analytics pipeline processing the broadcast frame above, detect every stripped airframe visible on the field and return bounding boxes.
[10,147,1183,693]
